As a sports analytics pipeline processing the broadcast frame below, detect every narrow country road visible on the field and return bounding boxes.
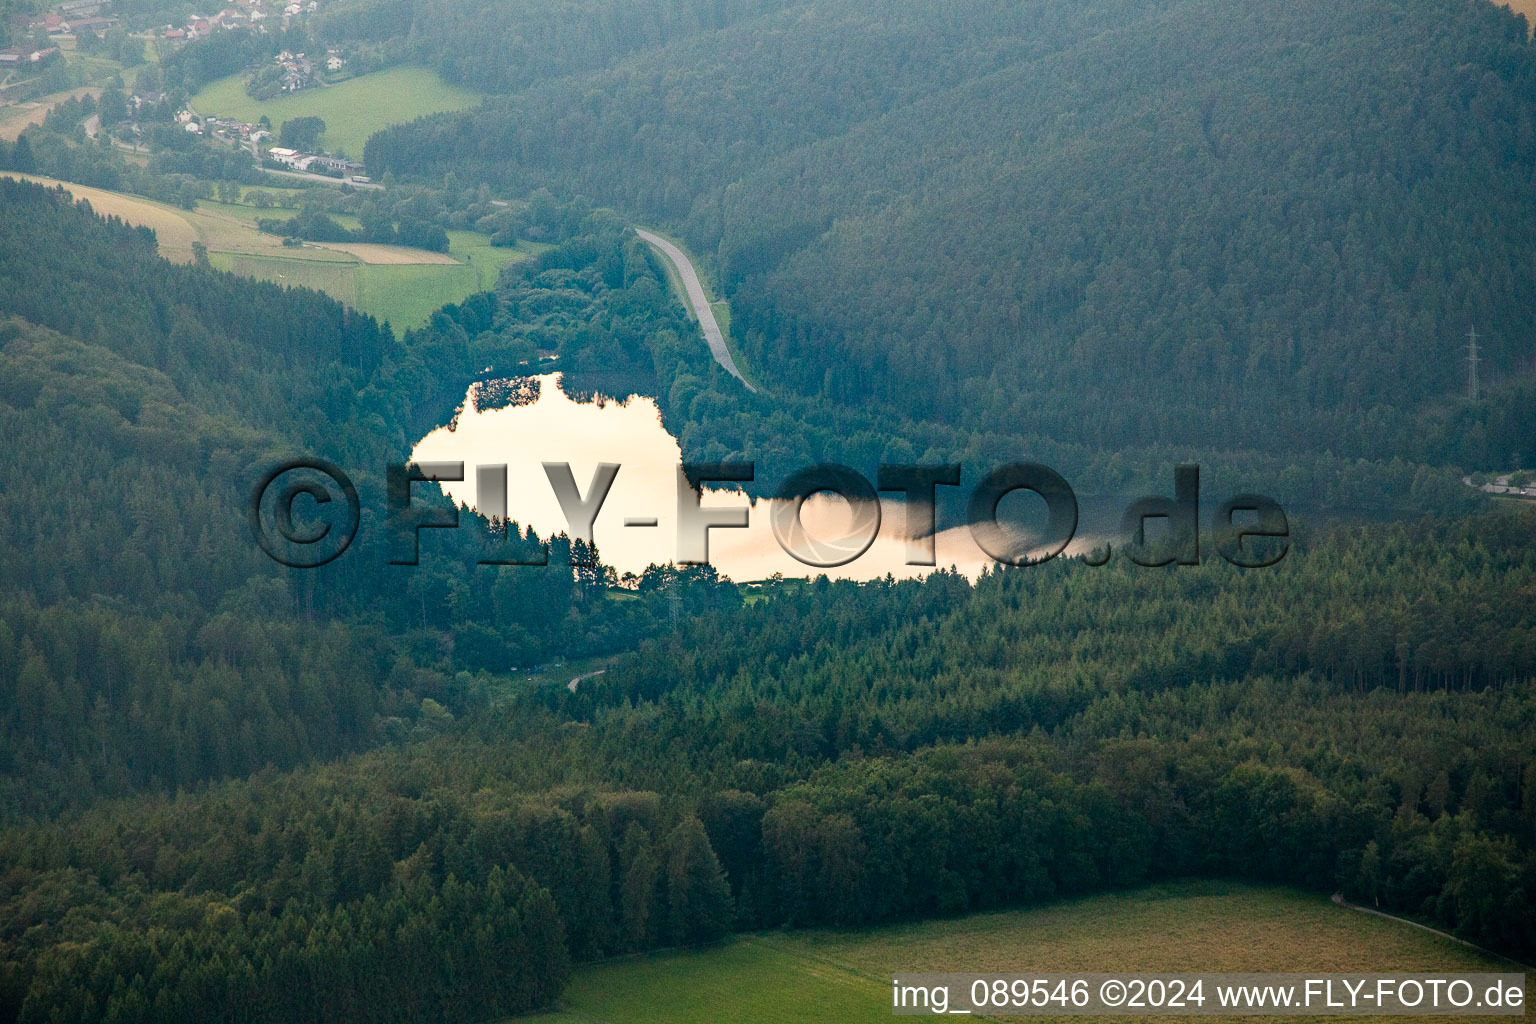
[634,227,755,391]
[567,669,605,693]
[263,166,384,189]
[1329,893,1532,967]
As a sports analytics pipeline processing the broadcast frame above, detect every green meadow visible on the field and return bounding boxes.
[197,201,535,328]
[518,882,1515,1024]
[448,229,551,291]
[190,66,481,158]
[209,246,530,331]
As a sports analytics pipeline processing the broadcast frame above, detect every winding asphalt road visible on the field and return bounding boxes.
[635,227,755,391]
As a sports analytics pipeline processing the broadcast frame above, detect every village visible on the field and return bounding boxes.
[8,0,319,45]
[6,0,120,48]
[0,43,60,73]
[2,0,369,178]
[166,107,372,184]
[242,47,349,97]
[5,0,343,93]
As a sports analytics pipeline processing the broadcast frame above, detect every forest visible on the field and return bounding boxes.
[361,0,1536,512]
[3,0,1536,1021]
[3,505,1535,1021]
[0,180,731,819]
[1,174,1535,1022]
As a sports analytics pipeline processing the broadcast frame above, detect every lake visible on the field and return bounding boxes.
[411,374,1107,582]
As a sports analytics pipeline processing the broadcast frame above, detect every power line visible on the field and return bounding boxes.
[1466,323,1480,402]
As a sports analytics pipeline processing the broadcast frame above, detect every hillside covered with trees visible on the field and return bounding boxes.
[0,180,725,819]
[3,0,1536,1021]
[1,179,1534,1021]
[363,0,1536,509]
[3,506,1536,1022]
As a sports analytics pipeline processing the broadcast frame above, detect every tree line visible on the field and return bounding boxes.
[4,508,1535,1019]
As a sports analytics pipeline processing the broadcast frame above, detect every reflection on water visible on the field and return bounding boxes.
[412,375,1098,581]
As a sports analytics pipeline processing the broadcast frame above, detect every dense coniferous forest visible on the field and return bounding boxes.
[3,507,1536,1020]
[3,0,1536,1020]
[1,181,1534,1016]
[364,0,1536,509]
[453,205,1490,511]
[315,0,793,93]
[0,181,728,819]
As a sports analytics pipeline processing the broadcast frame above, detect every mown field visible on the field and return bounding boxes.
[3,174,532,328]
[1,173,202,259]
[208,247,522,329]
[189,66,481,158]
[0,87,101,141]
[518,882,1519,1024]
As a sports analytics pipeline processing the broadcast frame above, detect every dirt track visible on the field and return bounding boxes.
[312,241,460,264]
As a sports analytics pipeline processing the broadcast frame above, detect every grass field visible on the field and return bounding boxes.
[355,262,482,329]
[0,87,101,141]
[210,247,530,330]
[7,174,532,328]
[448,229,551,290]
[190,66,481,158]
[208,250,356,302]
[3,172,201,259]
[315,241,459,264]
[197,199,365,234]
[519,882,1519,1024]
[234,185,311,204]
[205,251,473,330]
